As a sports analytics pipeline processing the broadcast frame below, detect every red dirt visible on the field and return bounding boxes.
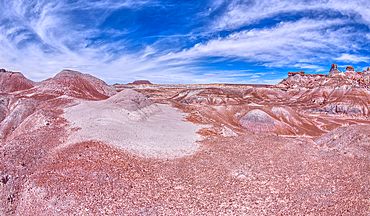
[0,70,34,93]
[1,65,370,215]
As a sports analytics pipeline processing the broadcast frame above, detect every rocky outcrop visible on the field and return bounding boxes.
[328,64,342,76]
[346,66,355,72]
[363,67,370,77]
[288,71,305,77]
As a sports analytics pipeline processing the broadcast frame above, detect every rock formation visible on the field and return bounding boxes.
[346,66,355,72]
[165,63,370,136]
[328,63,342,76]
[129,80,152,85]
[288,71,305,77]
[1,66,370,215]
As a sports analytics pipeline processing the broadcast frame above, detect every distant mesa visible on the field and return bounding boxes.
[129,80,152,85]
[0,68,6,73]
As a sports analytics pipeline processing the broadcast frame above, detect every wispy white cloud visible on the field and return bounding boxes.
[159,18,356,67]
[0,0,370,85]
[211,0,370,31]
[292,63,326,72]
[335,53,370,63]
[0,0,158,80]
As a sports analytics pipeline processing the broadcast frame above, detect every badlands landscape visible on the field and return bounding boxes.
[1,64,370,215]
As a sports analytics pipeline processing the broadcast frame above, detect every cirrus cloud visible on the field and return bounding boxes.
[0,0,370,84]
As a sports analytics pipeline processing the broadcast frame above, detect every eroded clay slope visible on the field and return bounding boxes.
[1,65,370,215]
[0,70,34,93]
[0,69,203,214]
[161,65,370,137]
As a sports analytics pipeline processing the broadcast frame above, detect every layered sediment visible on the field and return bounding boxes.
[1,64,370,215]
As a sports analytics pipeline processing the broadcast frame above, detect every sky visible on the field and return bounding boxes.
[1,0,370,84]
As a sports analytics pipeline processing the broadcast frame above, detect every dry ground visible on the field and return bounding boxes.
[63,102,201,159]
[1,70,370,215]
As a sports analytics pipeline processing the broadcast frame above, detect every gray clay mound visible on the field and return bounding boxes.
[107,89,153,110]
[63,90,202,159]
[315,125,370,157]
[106,89,161,120]
[239,109,276,133]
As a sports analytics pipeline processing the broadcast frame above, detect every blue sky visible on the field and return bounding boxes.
[1,0,370,84]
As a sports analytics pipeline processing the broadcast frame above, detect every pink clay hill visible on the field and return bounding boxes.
[1,64,370,215]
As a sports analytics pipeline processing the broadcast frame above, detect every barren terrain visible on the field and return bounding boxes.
[63,98,201,159]
[1,65,370,215]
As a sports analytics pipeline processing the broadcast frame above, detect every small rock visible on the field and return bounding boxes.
[0,175,9,184]
[221,125,238,137]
